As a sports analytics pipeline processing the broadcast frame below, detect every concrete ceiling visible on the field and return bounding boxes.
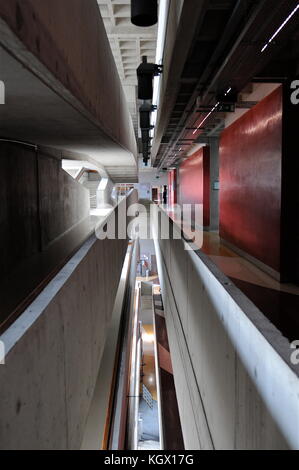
[152,0,299,170]
[0,45,137,182]
[97,0,158,136]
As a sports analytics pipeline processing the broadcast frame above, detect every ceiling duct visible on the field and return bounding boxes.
[141,129,150,143]
[140,103,156,129]
[137,56,162,166]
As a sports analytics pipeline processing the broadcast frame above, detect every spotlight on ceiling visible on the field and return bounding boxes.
[131,0,158,27]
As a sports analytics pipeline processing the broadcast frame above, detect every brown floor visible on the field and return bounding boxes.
[165,206,299,342]
[141,325,157,401]
[153,294,184,450]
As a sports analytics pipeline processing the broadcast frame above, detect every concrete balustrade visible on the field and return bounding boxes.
[0,190,138,450]
[153,206,299,450]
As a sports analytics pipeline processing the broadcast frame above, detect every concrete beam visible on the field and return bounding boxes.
[0,0,137,181]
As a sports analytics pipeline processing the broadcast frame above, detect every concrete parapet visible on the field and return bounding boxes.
[153,206,299,450]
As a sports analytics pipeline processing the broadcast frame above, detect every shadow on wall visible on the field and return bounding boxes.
[0,142,90,281]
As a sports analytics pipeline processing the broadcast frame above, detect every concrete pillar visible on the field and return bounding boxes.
[97,177,115,208]
[208,137,220,231]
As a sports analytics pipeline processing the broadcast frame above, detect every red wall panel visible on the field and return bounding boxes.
[179,146,210,227]
[168,170,177,206]
[219,86,283,272]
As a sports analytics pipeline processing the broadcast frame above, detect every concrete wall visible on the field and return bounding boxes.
[153,207,299,450]
[39,149,90,248]
[0,0,136,158]
[137,168,168,202]
[0,143,40,280]
[138,168,168,187]
[81,240,138,450]
[0,1,137,182]
[0,191,137,450]
[0,142,90,280]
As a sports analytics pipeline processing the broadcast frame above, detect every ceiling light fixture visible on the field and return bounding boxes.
[151,0,169,132]
[261,4,299,53]
[131,0,158,27]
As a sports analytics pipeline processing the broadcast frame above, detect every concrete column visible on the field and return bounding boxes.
[208,137,220,231]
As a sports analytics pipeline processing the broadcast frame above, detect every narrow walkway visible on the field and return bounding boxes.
[165,205,299,342]
[153,294,184,450]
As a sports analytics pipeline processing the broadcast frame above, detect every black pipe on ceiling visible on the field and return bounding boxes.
[131,0,158,27]
[140,109,151,130]
[140,103,156,130]
[136,56,162,166]
[141,129,150,143]
[137,56,162,100]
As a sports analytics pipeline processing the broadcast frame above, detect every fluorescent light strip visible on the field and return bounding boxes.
[261,4,299,52]
[224,87,232,96]
[192,102,220,135]
[152,0,169,108]
[155,0,169,65]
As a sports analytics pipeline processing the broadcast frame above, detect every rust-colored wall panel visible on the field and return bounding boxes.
[179,146,210,227]
[219,87,283,272]
[168,169,177,206]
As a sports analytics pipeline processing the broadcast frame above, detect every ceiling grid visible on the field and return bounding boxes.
[97,0,158,136]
